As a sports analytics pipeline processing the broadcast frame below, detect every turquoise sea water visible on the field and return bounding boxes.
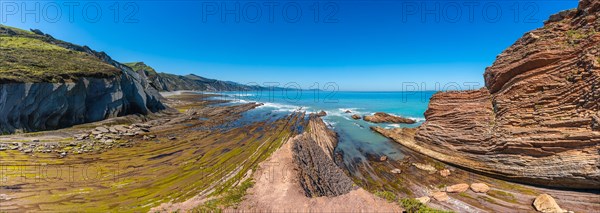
[210,90,435,169]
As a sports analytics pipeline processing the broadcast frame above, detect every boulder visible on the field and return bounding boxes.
[470,183,490,193]
[344,110,352,113]
[351,114,361,120]
[533,194,566,213]
[380,155,388,162]
[446,183,469,193]
[439,169,451,177]
[431,192,449,202]
[416,196,430,204]
[412,163,437,174]
[390,168,402,174]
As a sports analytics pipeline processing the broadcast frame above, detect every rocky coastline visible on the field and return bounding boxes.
[376,0,600,189]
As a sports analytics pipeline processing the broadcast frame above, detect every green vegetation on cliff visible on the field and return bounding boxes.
[123,62,157,77]
[0,25,120,83]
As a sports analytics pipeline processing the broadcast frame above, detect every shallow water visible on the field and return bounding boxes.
[207,90,434,171]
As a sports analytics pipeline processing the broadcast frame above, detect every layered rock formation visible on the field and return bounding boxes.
[363,112,416,124]
[292,115,354,197]
[411,0,599,189]
[125,62,263,92]
[0,26,164,133]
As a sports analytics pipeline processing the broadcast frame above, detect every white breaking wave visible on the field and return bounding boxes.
[258,102,307,113]
[408,117,426,122]
[385,124,401,129]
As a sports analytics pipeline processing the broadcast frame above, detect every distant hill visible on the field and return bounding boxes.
[124,62,263,92]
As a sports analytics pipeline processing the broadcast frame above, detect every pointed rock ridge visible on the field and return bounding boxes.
[413,0,599,189]
[291,115,353,197]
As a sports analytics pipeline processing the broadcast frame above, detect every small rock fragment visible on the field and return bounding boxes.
[412,163,437,174]
[446,183,469,193]
[390,168,402,174]
[95,127,110,133]
[431,192,449,202]
[470,183,490,193]
[439,169,451,177]
[533,194,566,213]
[168,136,177,140]
[416,196,430,204]
[380,155,388,162]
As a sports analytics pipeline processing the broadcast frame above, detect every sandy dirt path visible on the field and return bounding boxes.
[233,137,403,213]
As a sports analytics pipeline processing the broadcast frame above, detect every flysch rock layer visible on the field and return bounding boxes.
[292,115,354,197]
[414,0,599,189]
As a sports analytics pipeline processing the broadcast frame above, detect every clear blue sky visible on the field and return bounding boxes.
[2,0,577,91]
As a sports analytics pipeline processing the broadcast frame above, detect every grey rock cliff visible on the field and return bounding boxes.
[0,74,164,133]
[0,27,165,133]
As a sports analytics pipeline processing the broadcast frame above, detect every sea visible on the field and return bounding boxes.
[206,90,435,168]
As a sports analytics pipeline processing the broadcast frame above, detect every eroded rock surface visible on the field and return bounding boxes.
[0,75,164,133]
[292,115,354,197]
[413,0,600,189]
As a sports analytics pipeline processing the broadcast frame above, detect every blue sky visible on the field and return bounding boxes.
[1,0,577,91]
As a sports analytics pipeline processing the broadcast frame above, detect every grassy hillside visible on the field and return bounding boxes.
[0,25,120,83]
[123,62,157,77]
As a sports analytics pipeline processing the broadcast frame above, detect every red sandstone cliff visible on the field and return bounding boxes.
[413,0,599,189]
